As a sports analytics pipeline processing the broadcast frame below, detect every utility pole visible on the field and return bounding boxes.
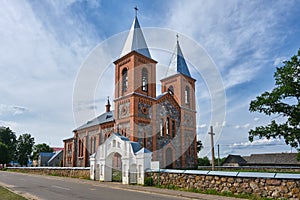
[217,144,220,167]
[208,126,215,171]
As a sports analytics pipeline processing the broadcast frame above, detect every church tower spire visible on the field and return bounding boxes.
[105,96,111,112]
[167,35,192,78]
[120,8,151,59]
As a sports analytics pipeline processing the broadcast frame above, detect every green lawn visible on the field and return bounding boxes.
[0,186,27,200]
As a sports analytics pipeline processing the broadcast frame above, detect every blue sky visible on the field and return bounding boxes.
[0,0,299,157]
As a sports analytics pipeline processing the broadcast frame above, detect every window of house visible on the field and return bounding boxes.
[122,68,128,93]
[142,68,148,92]
[185,86,190,104]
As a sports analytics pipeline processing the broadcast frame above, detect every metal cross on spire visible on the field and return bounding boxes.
[134,6,138,16]
[176,33,179,43]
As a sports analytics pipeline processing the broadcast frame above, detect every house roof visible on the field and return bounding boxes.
[47,150,63,164]
[167,39,192,78]
[39,152,55,157]
[244,153,300,166]
[120,16,151,59]
[74,110,114,131]
[223,154,247,165]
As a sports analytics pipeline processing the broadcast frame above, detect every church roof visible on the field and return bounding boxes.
[120,16,151,59]
[167,39,192,78]
[136,147,151,154]
[114,133,130,141]
[74,110,114,131]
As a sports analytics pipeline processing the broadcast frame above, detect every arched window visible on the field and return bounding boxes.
[142,68,148,92]
[185,86,190,104]
[122,68,128,93]
[168,85,174,94]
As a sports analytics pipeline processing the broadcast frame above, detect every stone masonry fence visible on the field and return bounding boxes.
[146,169,300,199]
[7,167,90,179]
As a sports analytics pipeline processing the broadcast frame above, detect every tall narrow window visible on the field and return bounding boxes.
[185,86,190,104]
[90,138,93,154]
[93,137,96,153]
[143,132,147,148]
[171,120,175,138]
[166,117,170,135]
[160,118,164,137]
[142,68,148,92]
[122,68,128,93]
[78,140,82,157]
[79,139,84,157]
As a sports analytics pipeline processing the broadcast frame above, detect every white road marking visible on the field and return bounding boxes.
[51,185,71,191]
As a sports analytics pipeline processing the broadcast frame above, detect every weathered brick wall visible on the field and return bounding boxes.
[146,171,300,199]
[8,167,90,179]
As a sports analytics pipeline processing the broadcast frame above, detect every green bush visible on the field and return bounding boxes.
[144,177,153,186]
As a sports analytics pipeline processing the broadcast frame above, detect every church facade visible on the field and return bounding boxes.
[63,15,197,169]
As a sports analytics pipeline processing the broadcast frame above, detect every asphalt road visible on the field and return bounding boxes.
[0,171,184,200]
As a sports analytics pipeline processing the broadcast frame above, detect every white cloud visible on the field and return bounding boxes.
[242,123,250,129]
[234,123,251,129]
[254,117,260,121]
[0,1,100,145]
[230,138,284,148]
[223,64,260,89]
[0,104,29,116]
[165,1,294,89]
[274,57,288,67]
[197,124,207,129]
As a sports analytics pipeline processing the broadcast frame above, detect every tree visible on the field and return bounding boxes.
[0,127,17,163]
[32,143,53,160]
[0,142,9,164]
[196,140,203,154]
[249,49,300,150]
[198,156,211,166]
[16,133,35,166]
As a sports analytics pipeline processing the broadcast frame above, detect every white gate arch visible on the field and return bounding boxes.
[90,133,152,184]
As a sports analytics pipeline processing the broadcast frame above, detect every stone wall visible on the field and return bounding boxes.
[146,170,300,199]
[198,166,300,173]
[8,167,90,179]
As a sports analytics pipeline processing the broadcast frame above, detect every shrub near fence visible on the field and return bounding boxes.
[7,167,90,179]
[146,169,300,199]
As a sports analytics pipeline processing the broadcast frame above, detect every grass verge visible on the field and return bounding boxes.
[0,186,27,200]
[152,184,278,200]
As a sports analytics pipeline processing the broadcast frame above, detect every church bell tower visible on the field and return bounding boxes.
[114,15,157,142]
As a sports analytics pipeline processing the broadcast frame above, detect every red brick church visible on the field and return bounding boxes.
[63,14,197,169]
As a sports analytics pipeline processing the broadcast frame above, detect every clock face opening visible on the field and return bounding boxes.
[142,107,148,114]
